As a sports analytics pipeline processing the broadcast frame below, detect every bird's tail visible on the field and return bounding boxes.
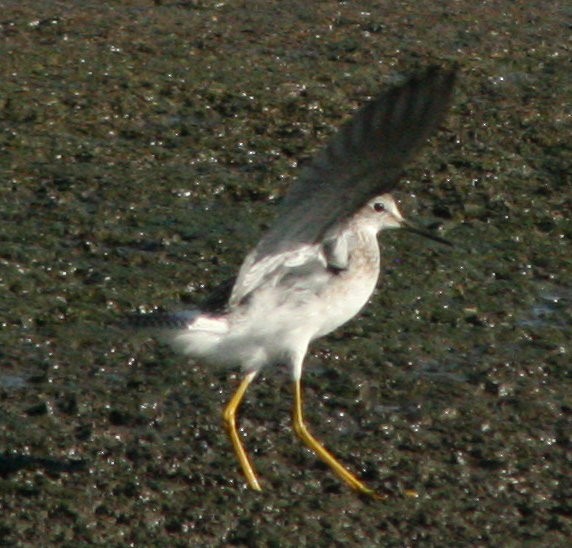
[127,309,229,359]
[127,310,202,329]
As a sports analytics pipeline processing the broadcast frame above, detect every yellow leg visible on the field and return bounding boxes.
[292,379,383,498]
[222,371,262,491]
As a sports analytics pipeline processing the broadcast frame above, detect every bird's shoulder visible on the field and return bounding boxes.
[229,223,374,307]
[229,241,343,307]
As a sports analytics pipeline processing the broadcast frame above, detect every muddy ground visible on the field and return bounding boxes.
[0,0,570,545]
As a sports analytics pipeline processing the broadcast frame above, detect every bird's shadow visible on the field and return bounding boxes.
[0,453,87,478]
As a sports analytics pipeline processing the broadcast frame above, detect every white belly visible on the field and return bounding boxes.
[312,268,378,339]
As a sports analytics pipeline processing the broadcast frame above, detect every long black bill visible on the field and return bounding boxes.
[402,219,453,247]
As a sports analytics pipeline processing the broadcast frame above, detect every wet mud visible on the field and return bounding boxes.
[0,1,570,545]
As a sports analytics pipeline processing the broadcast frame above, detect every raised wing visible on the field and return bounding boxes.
[230,66,456,306]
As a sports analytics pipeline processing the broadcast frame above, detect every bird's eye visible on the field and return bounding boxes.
[373,202,385,213]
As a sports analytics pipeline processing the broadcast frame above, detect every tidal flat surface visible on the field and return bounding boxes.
[0,1,570,545]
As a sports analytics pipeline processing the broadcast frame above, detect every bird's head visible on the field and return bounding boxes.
[362,193,452,246]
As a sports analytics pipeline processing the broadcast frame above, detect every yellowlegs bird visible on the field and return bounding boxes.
[132,66,456,496]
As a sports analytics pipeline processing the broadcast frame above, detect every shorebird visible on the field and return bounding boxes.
[132,66,456,496]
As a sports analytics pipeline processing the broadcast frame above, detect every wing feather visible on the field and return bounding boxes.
[230,66,456,306]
